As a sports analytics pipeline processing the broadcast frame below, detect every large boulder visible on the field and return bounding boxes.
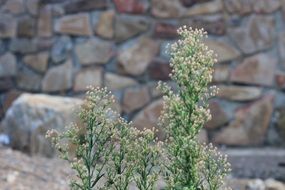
[1,93,82,157]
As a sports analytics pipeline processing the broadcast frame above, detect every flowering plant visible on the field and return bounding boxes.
[158,26,231,190]
[46,87,160,190]
[47,27,231,190]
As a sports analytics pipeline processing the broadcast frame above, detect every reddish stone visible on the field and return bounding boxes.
[114,0,148,14]
[154,23,178,38]
[148,59,171,80]
[64,0,108,14]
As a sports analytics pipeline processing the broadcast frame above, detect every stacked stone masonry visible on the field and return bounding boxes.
[1,0,285,147]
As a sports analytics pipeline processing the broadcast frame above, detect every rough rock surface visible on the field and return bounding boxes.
[123,86,150,113]
[0,53,17,77]
[75,38,113,65]
[9,38,38,54]
[23,52,49,73]
[213,95,274,145]
[42,60,73,92]
[230,53,277,86]
[38,6,52,37]
[205,100,230,129]
[50,36,72,64]
[74,68,102,91]
[133,99,164,139]
[0,13,17,38]
[217,86,262,101]
[94,10,115,39]
[105,73,137,90]
[16,67,42,91]
[114,15,149,42]
[229,15,275,54]
[17,16,36,37]
[54,13,92,36]
[0,94,82,156]
[118,37,159,75]
[205,39,240,63]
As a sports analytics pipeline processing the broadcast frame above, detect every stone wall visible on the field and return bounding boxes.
[0,0,285,147]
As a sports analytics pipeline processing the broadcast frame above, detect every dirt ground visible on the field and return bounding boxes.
[0,147,284,190]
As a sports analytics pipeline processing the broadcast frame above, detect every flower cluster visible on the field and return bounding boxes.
[159,26,231,189]
[46,86,161,190]
[200,143,232,190]
[47,26,231,190]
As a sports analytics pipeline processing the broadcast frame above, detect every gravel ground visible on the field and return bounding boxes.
[0,147,71,190]
[0,147,284,190]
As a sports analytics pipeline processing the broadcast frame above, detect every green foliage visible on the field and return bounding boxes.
[158,26,231,190]
[46,87,161,190]
[47,27,231,190]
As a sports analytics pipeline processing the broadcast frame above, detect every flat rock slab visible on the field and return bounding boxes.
[224,148,285,181]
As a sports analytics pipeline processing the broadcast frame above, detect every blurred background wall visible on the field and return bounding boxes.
[0,0,285,151]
